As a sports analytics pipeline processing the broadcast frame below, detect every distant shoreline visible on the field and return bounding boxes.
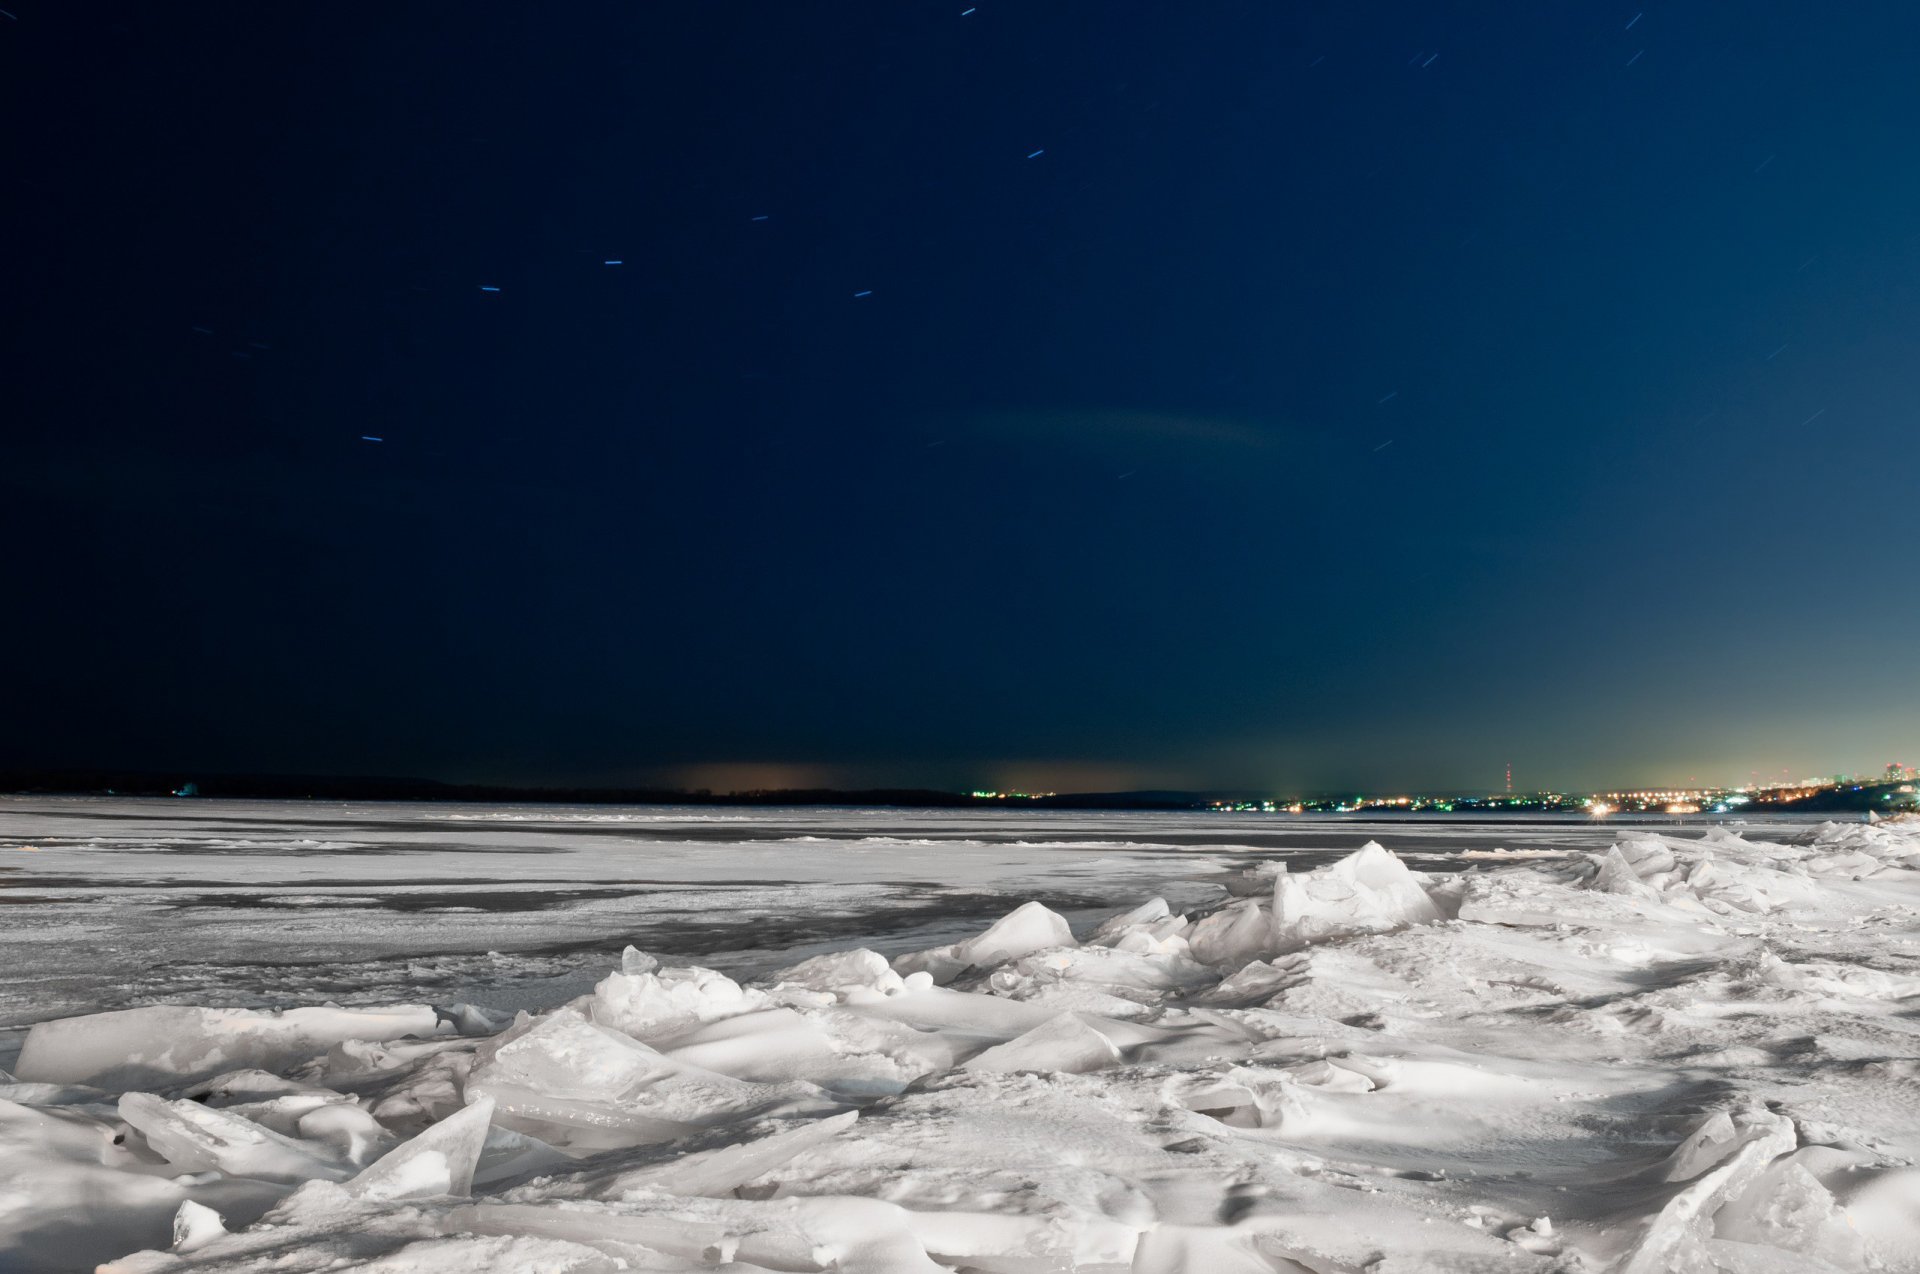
[0,770,1906,817]
[0,771,1204,811]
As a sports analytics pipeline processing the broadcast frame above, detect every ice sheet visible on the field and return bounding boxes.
[6,799,1919,1272]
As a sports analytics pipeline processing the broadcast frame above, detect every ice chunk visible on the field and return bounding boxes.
[1220,860,1290,898]
[853,983,1059,1040]
[1107,918,1192,957]
[988,944,1214,1005]
[1272,842,1443,951]
[664,1008,850,1083]
[1188,898,1274,967]
[1662,1110,1742,1182]
[662,1006,935,1095]
[962,1013,1121,1074]
[1590,846,1662,898]
[1198,956,1303,1006]
[297,1102,395,1166]
[1177,1068,1318,1132]
[1286,1058,1376,1092]
[1,1096,265,1274]
[171,1200,225,1252]
[118,1091,348,1183]
[1834,1165,1920,1267]
[473,1124,571,1189]
[1714,1159,1866,1268]
[894,901,1076,983]
[0,1078,110,1107]
[995,980,1165,1021]
[773,948,905,997]
[792,1004,960,1079]
[589,964,767,1042]
[465,1010,832,1152]
[346,1096,493,1201]
[956,900,1077,963]
[1620,1109,1796,1274]
[316,1032,471,1089]
[206,1092,360,1143]
[1089,896,1173,943]
[17,1004,442,1089]
[890,946,972,985]
[185,1068,341,1105]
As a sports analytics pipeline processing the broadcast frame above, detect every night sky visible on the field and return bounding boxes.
[6,3,1917,795]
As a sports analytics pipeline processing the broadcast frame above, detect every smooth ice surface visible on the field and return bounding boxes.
[6,800,1920,1271]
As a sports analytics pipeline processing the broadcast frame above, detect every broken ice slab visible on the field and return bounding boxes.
[170,1199,225,1252]
[961,1013,1122,1074]
[118,1092,350,1183]
[1618,1110,1797,1274]
[16,1004,445,1090]
[464,1009,839,1153]
[345,1096,493,1201]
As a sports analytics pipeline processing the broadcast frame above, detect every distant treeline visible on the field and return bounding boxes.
[1746,782,1917,814]
[0,770,1212,811]
[11,770,1903,815]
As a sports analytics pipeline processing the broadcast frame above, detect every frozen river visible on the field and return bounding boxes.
[0,796,1832,1050]
[5,796,1919,1271]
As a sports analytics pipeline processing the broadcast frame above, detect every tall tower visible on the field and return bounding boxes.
[1506,762,1512,795]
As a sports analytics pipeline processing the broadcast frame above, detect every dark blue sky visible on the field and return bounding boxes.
[6,3,1917,793]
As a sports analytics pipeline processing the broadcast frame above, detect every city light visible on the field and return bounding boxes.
[1198,767,1919,818]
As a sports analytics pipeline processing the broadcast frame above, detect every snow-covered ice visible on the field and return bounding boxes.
[6,800,1920,1270]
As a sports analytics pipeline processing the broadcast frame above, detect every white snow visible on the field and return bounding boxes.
[4,801,1920,1271]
